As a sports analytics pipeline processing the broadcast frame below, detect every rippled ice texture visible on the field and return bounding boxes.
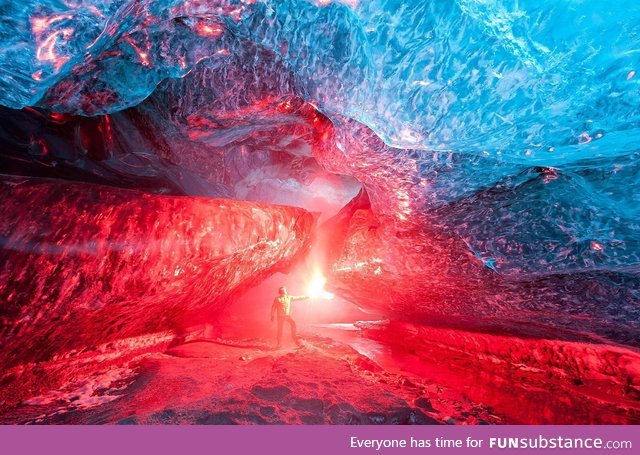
[2,0,639,268]
[4,0,640,156]
[0,0,639,348]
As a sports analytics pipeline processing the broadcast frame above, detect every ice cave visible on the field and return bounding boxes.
[0,0,639,424]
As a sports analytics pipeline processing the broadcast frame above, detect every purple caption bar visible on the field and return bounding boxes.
[0,425,637,455]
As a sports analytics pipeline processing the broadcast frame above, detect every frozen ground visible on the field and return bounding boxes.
[1,318,638,425]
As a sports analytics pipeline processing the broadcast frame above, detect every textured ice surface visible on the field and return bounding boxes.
[0,175,313,368]
[1,0,639,273]
[3,0,640,156]
[0,0,639,385]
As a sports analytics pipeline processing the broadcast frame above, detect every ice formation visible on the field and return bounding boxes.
[0,0,639,423]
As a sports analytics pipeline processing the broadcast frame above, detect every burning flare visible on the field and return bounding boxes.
[306,269,335,300]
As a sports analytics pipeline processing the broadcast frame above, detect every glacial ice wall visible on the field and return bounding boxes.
[4,0,640,158]
[0,175,314,368]
[0,0,639,354]
[2,0,639,272]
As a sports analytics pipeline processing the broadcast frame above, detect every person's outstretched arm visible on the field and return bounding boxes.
[290,295,310,301]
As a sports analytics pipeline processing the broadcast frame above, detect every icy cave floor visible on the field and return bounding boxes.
[1,318,639,425]
[0,330,501,425]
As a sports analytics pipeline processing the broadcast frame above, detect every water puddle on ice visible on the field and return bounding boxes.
[308,322,392,365]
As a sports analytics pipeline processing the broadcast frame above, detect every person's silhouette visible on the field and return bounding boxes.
[270,286,309,348]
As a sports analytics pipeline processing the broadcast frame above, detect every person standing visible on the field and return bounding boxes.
[271,286,309,348]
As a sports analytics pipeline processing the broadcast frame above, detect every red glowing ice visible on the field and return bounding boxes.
[0,175,314,370]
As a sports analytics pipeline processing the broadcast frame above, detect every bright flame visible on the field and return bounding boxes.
[307,269,335,299]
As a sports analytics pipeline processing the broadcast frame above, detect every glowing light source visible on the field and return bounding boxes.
[307,269,335,299]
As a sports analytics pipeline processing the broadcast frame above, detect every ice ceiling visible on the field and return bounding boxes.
[1,0,639,370]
